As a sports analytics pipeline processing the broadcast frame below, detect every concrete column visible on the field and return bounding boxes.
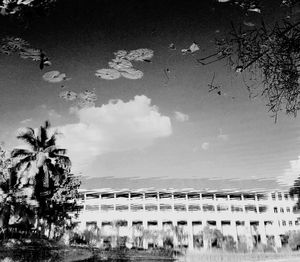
[142,220,148,249]
[274,234,282,249]
[258,221,267,244]
[231,221,238,242]
[244,220,254,251]
[273,220,282,249]
[216,220,222,232]
[187,221,194,250]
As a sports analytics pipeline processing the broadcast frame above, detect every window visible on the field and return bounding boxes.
[229,194,242,200]
[85,204,99,211]
[131,204,143,211]
[243,194,255,201]
[257,194,268,201]
[145,204,158,211]
[202,193,214,200]
[217,205,229,211]
[160,204,172,211]
[231,205,243,212]
[215,193,227,200]
[159,192,172,199]
[173,192,186,199]
[86,221,97,227]
[188,204,201,211]
[86,193,100,199]
[174,204,187,211]
[284,194,289,200]
[145,192,158,200]
[282,220,286,226]
[274,207,278,213]
[271,193,276,200]
[289,221,293,226]
[101,204,114,211]
[291,194,295,201]
[101,193,114,199]
[203,204,215,212]
[278,193,282,200]
[116,193,129,199]
[116,205,129,211]
[258,206,267,213]
[280,207,284,213]
[286,207,291,213]
[130,192,143,199]
[245,205,257,213]
[187,192,200,200]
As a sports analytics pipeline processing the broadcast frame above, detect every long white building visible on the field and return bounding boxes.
[74,188,300,250]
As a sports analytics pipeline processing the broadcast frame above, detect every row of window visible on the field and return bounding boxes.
[84,220,299,228]
[273,207,293,213]
[83,192,295,201]
[83,203,290,213]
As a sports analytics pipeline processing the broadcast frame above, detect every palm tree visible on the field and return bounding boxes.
[10,121,71,223]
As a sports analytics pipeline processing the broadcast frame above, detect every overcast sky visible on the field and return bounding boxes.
[1,0,299,191]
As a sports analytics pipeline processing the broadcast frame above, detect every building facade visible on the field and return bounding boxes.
[74,189,300,250]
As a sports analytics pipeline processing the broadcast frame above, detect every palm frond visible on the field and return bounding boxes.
[17,129,38,150]
[55,155,71,167]
[38,121,50,149]
[11,148,33,158]
[49,148,67,156]
[44,145,57,154]
[45,130,59,148]
[14,155,35,172]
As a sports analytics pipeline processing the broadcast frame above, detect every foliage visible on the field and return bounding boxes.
[0,0,57,18]
[198,1,300,121]
[290,176,300,210]
[0,121,81,240]
[203,226,223,249]
[223,235,236,251]
[288,230,300,250]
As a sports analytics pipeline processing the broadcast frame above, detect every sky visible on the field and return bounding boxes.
[1,0,300,191]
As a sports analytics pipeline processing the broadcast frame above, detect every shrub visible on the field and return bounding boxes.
[288,231,300,250]
[223,236,236,252]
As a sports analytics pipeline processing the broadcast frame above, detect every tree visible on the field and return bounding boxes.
[198,0,300,121]
[0,145,37,235]
[0,0,57,17]
[202,226,224,249]
[289,175,300,211]
[10,120,80,237]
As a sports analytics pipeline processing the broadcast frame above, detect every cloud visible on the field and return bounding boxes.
[48,109,61,118]
[217,128,229,141]
[20,118,32,124]
[201,142,210,150]
[174,111,189,122]
[218,134,229,141]
[57,95,172,172]
[277,156,300,186]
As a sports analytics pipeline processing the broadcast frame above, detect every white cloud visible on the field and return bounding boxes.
[20,118,32,124]
[57,95,172,172]
[174,111,189,122]
[201,142,210,150]
[217,128,229,141]
[48,109,61,118]
[174,111,190,122]
[277,156,300,186]
[218,134,229,141]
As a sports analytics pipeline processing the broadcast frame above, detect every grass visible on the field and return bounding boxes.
[179,250,300,262]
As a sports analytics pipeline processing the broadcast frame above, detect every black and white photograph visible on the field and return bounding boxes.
[1,0,300,261]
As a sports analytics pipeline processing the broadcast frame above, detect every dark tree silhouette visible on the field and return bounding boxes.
[10,120,80,237]
[198,1,300,121]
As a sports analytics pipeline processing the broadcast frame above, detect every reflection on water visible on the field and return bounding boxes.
[0,258,176,262]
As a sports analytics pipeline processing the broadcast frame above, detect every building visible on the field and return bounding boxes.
[73,188,300,250]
